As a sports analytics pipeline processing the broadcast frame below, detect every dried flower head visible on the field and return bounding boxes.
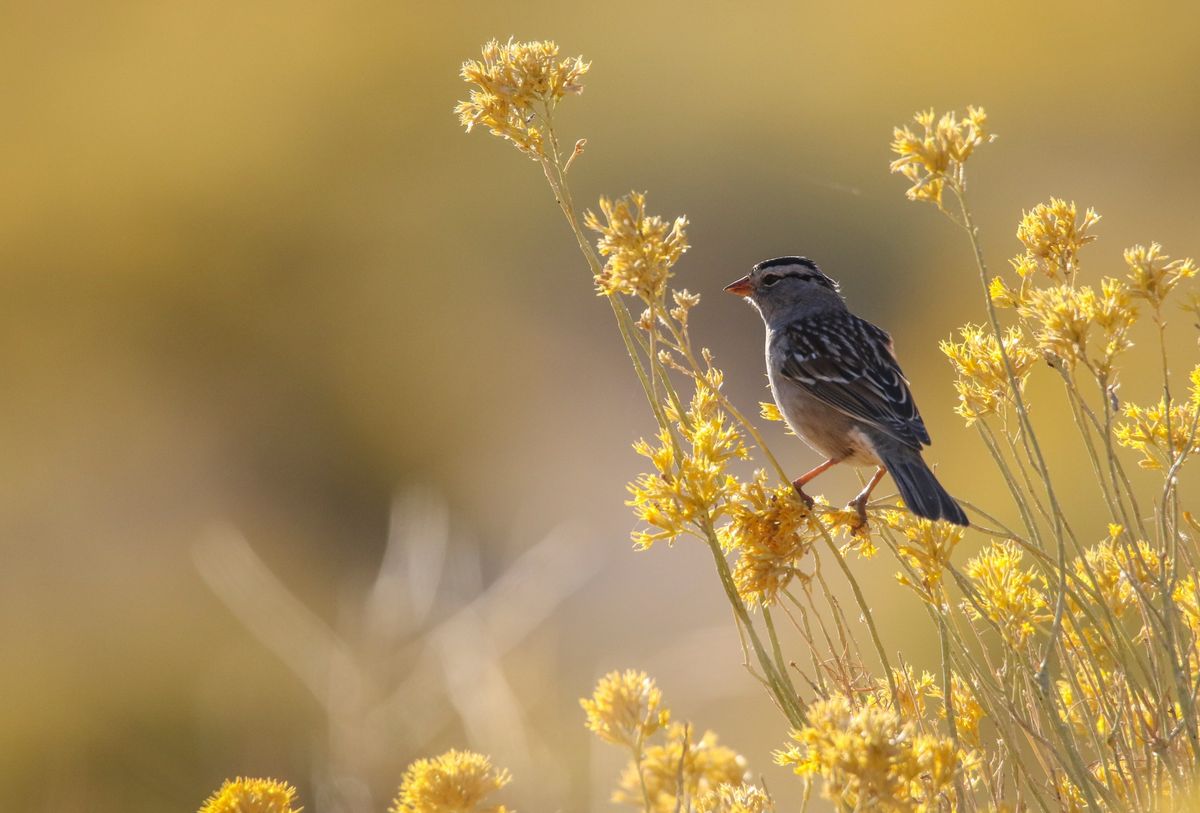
[889,107,992,206]
[775,693,958,810]
[1013,199,1100,281]
[940,324,1039,425]
[628,368,746,548]
[586,191,689,304]
[695,783,775,813]
[721,470,817,607]
[962,540,1049,647]
[615,724,748,813]
[390,751,511,813]
[1124,242,1197,311]
[581,670,670,748]
[885,510,965,607]
[455,39,589,157]
[199,778,301,813]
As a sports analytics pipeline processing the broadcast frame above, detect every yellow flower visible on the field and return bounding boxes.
[721,470,818,607]
[199,778,300,813]
[759,401,784,422]
[775,693,958,811]
[940,324,1039,425]
[586,191,689,304]
[628,368,746,548]
[1124,242,1197,311]
[869,664,934,722]
[927,672,985,748]
[885,510,965,607]
[1115,372,1199,469]
[615,724,748,813]
[390,751,511,813]
[961,540,1050,647]
[890,107,993,207]
[455,39,589,157]
[1072,526,1167,619]
[1014,199,1100,281]
[1018,280,1137,373]
[581,670,670,748]
[695,783,775,813]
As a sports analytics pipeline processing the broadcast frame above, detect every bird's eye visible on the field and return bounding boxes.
[762,274,782,287]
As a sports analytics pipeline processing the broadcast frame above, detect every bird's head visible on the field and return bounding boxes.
[724,256,844,324]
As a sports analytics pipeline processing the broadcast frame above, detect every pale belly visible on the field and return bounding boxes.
[766,368,881,467]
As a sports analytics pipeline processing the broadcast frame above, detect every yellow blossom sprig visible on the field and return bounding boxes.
[390,750,512,813]
[614,724,749,813]
[1014,199,1100,282]
[720,470,819,607]
[884,510,966,609]
[928,672,985,749]
[199,778,301,813]
[1115,366,1200,469]
[586,191,689,304]
[695,783,775,813]
[889,107,993,208]
[1017,278,1137,375]
[775,693,958,811]
[961,540,1050,647]
[581,670,671,749]
[455,39,589,157]
[1124,242,1197,312]
[628,367,748,549]
[940,324,1039,426]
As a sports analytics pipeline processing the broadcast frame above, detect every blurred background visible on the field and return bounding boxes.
[3,2,1199,810]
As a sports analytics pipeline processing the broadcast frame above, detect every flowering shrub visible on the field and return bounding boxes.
[197,38,1200,813]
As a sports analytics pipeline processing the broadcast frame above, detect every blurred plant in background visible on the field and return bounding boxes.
[197,34,1200,813]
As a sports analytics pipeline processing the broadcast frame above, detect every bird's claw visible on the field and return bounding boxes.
[791,479,815,509]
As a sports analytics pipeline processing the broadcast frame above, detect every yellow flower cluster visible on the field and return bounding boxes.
[776,693,958,811]
[928,672,985,748]
[694,783,775,813]
[615,724,749,813]
[628,369,746,548]
[870,664,934,722]
[1014,199,1100,281]
[940,324,1039,425]
[720,470,818,607]
[1018,278,1137,373]
[198,778,300,813]
[1115,366,1200,469]
[390,750,512,813]
[889,107,992,206]
[586,191,689,304]
[1071,526,1168,623]
[581,670,670,749]
[962,541,1049,647]
[885,511,965,607]
[455,39,589,157]
[1124,242,1197,311]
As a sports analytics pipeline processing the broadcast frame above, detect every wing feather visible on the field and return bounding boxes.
[777,312,931,450]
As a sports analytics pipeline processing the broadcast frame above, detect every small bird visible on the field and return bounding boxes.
[725,256,968,526]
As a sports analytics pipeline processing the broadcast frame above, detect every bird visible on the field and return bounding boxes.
[724,256,968,526]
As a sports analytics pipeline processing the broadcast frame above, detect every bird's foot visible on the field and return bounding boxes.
[791,479,815,509]
[847,495,870,531]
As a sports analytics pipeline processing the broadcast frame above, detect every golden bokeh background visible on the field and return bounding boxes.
[4,2,1198,811]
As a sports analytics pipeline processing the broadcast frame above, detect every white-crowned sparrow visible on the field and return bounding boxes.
[725,256,968,526]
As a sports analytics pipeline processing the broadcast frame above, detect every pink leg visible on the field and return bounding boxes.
[849,466,887,523]
[792,458,840,507]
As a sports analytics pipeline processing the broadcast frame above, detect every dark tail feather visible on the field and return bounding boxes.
[879,448,969,526]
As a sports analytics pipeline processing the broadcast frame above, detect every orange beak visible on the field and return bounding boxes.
[723,275,753,297]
